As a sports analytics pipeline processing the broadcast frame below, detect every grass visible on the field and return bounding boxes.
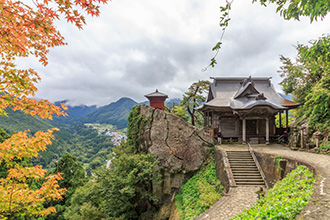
[174,158,224,220]
[231,165,314,220]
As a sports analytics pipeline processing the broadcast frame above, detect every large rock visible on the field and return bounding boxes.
[139,105,214,202]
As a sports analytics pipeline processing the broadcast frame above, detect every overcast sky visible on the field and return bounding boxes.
[24,0,330,106]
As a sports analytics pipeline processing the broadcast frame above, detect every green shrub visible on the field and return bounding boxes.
[231,165,314,220]
[175,158,224,220]
[318,141,330,154]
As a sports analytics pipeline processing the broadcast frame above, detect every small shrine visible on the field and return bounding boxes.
[145,89,168,110]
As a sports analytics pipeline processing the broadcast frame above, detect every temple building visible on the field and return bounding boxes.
[145,89,168,111]
[197,76,299,144]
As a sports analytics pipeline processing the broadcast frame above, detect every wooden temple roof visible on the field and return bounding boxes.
[144,89,168,98]
[197,76,299,111]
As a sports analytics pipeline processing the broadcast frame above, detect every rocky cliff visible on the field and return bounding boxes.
[138,105,215,203]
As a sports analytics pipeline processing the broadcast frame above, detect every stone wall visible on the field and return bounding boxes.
[138,105,215,203]
[255,152,316,188]
[214,148,230,192]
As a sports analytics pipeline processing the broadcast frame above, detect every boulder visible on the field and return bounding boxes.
[138,105,214,202]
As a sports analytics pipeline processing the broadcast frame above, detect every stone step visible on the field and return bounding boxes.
[234,176,263,180]
[229,158,254,160]
[232,171,261,175]
[226,150,265,186]
[235,180,265,185]
[235,177,264,181]
[229,159,254,161]
[234,173,262,176]
[236,182,265,186]
[231,165,258,168]
[230,161,255,164]
[227,154,251,156]
[231,168,259,172]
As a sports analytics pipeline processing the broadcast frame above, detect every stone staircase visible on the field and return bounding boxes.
[227,151,265,186]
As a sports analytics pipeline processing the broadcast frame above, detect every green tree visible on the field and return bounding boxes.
[0,127,10,143]
[275,112,294,128]
[254,0,330,22]
[210,0,330,67]
[101,143,160,219]
[181,80,210,126]
[279,35,330,132]
[0,0,106,218]
[0,128,11,178]
[64,179,106,220]
[173,106,189,121]
[46,153,87,220]
[65,105,160,219]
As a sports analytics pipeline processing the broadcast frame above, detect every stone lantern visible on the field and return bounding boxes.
[144,89,168,111]
[313,131,322,149]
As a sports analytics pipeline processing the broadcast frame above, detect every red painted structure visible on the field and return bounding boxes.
[145,89,168,110]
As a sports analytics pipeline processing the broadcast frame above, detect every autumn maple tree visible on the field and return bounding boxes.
[0,0,107,218]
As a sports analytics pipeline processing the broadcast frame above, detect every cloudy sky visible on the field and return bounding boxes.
[24,0,330,106]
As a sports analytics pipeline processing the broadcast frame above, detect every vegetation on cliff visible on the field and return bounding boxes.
[175,157,224,220]
[232,165,314,220]
[280,35,330,134]
[65,105,160,219]
[278,35,330,150]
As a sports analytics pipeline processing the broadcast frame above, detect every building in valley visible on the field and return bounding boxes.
[197,76,299,144]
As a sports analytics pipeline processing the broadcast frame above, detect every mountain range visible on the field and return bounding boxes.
[53,97,180,128]
[0,97,180,168]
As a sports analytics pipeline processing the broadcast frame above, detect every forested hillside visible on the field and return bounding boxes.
[0,108,52,134]
[0,97,139,169]
[81,97,138,129]
[53,100,97,124]
[0,112,114,170]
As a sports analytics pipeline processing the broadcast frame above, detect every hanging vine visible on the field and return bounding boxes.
[203,0,233,71]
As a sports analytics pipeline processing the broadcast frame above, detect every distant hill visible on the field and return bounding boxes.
[0,108,52,134]
[81,97,138,129]
[279,93,294,101]
[53,100,97,124]
[0,108,114,169]
[140,98,181,107]
[165,98,181,108]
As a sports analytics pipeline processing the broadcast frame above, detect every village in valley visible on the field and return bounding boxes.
[85,123,127,146]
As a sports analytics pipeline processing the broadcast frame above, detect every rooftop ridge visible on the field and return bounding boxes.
[211,76,272,81]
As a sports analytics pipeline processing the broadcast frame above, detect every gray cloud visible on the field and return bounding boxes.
[25,0,330,106]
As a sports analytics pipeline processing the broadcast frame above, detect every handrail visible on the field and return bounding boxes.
[248,143,269,188]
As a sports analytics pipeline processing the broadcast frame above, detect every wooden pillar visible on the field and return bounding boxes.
[279,112,282,128]
[206,112,209,127]
[211,111,214,136]
[285,109,289,130]
[300,130,304,148]
[242,118,246,144]
[266,117,270,145]
[256,119,259,135]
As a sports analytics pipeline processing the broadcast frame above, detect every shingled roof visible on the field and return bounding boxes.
[198,76,299,111]
[144,89,168,98]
